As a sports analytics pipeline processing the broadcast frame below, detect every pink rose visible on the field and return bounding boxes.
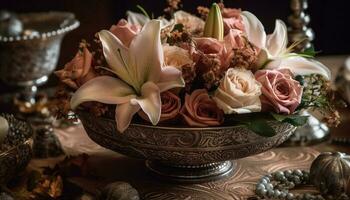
[180,89,224,127]
[222,8,241,18]
[194,37,224,55]
[224,29,245,51]
[109,19,141,47]
[255,69,303,114]
[139,91,181,123]
[221,8,245,35]
[194,37,232,69]
[55,47,96,90]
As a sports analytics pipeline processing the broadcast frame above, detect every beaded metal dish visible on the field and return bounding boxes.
[77,111,296,183]
[0,114,32,184]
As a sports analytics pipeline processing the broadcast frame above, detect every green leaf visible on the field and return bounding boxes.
[297,46,321,58]
[172,23,184,32]
[270,113,308,126]
[284,116,308,126]
[245,120,276,137]
[136,5,150,19]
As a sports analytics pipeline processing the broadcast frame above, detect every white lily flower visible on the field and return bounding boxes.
[127,11,173,28]
[70,20,185,132]
[241,11,331,80]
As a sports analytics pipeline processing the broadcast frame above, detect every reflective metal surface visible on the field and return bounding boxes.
[77,111,296,183]
[0,11,79,109]
[288,0,314,51]
[335,57,350,104]
[0,114,32,184]
[283,111,330,146]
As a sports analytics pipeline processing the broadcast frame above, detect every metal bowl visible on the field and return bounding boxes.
[77,111,296,183]
[0,114,32,184]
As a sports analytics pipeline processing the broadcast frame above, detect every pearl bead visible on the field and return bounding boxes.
[255,169,325,200]
[259,178,268,185]
[285,170,293,177]
[293,176,301,184]
[286,193,294,200]
[267,189,275,197]
[266,183,274,190]
[274,189,281,198]
[293,169,303,177]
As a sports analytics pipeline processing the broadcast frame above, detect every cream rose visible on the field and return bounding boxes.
[213,68,262,114]
[163,44,193,70]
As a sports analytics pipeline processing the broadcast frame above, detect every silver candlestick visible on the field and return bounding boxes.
[0,11,79,113]
[284,0,330,146]
[288,0,314,52]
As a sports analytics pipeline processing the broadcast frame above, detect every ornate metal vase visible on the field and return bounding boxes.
[0,114,32,184]
[0,11,79,107]
[77,111,296,183]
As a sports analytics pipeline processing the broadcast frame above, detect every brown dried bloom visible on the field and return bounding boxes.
[164,0,182,15]
[166,30,191,46]
[182,63,196,92]
[323,110,341,127]
[230,44,259,71]
[197,55,223,90]
[197,6,209,20]
[51,84,73,120]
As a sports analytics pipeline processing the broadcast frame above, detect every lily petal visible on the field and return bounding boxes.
[70,76,136,109]
[266,56,331,80]
[241,11,266,49]
[98,30,135,86]
[255,49,269,68]
[129,20,163,84]
[127,11,149,26]
[157,66,185,92]
[266,20,288,57]
[130,82,161,125]
[115,102,140,132]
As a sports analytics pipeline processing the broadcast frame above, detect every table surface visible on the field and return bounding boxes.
[15,55,347,199]
[28,124,350,200]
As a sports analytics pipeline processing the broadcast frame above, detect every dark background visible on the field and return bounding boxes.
[1,0,350,91]
[2,0,350,65]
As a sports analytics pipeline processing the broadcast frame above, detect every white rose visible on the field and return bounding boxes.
[163,44,193,70]
[213,68,262,114]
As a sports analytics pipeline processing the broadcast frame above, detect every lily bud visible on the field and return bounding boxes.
[203,3,224,41]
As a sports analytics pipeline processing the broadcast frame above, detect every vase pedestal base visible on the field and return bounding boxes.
[145,160,235,183]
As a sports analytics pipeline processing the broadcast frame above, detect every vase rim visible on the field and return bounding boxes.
[0,11,80,43]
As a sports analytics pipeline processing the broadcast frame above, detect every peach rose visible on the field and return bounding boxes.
[180,89,224,127]
[55,47,96,90]
[109,19,141,47]
[139,91,181,123]
[213,68,262,114]
[163,44,193,70]
[255,69,303,114]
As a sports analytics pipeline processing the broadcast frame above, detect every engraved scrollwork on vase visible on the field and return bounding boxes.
[78,111,295,167]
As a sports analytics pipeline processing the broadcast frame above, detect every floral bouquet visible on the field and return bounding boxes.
[54,1,339,136]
